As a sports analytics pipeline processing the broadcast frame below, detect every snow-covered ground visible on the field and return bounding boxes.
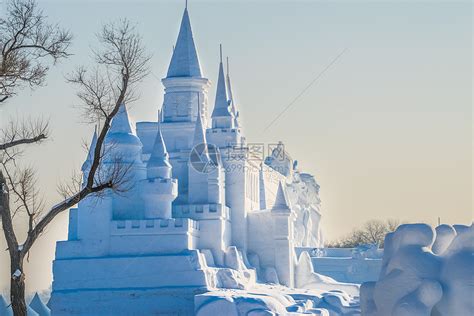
[196,283,360,316]
[196,248,362,315]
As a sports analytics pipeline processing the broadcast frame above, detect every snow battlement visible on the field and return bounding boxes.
[144,177,177,185]
[110,218,199,235]
[207,128,241,134]
[173,203,230,220]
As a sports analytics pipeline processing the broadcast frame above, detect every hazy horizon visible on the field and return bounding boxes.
[0,0,472,295]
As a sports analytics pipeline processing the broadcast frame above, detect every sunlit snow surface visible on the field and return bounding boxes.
[196,283,360,316]
[361,223,474,316]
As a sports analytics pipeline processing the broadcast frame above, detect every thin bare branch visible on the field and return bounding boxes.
[0,0,72,104]
[0,117,49,151]
[22,18,150,255]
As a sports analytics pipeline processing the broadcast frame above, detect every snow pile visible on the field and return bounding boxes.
[195,284,360,316]
[296,251,360,297]
[195,251,361,315]
[361,223,474,316]
[205,246,256,290]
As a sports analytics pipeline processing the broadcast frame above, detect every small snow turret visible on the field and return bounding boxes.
[272,181,291,213]
[211,45,234,129]
[167,7,202,78]
[147,112,172,179]
[141,111,177,219]
[105,103,143,164]
[192,103,209,160]
[104,103,146,219]
[109,103,133,134]
[207,48,243,148]
[189,104,214,204]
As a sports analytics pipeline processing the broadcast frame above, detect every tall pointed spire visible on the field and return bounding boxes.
[81,126,98,172]
[147,111,172,179]
[226,57,234,107]
[226,56,240,127]
[109,104,133,134]
[193,97,208,149]
[167,7,202,78]
[211,45,232,118]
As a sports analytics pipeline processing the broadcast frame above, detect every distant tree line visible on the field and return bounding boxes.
[326,219,402,248]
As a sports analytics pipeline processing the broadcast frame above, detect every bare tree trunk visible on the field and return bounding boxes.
[10,255,26,316]
[0,171,27,316]
[0,15,149,315]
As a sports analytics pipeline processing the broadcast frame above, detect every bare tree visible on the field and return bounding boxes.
[360,220,389,245]
[0,13,150,316]
[0,0,72,104]
[326,219,402,248]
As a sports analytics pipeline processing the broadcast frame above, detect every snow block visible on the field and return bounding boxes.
[362,223,474,316]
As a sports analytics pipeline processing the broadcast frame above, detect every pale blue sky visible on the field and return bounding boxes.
[0,0,472,294]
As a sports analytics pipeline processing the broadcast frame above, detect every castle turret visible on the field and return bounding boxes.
[104,103,146,219]
[161,7,210,124]
[105,103,143,165]
[271,181,296,287]
[147,113,172,179]
[211,45,234,129]
[272,181,291,213]
[167,7,202,79]
[188,106,212,204]
[72,106,145,244]
[207,46,243,149]
[141,113,178,219]
[156,6,212,204]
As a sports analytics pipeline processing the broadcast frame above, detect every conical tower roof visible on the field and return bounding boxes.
[167,8,202,78]
[226,57,240,127]
[29,293,50,316]
[105,103,142,160]
[191,103,211,166]
[211,46,232,118]
[147,112,172,178]
[109,104,133,135]
[193,107,208,150]
[81,127,98,172]
[272,181,291,212]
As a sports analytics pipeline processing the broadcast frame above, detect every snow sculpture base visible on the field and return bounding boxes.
[51,250,210,315]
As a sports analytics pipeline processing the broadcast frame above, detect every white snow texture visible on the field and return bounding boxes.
[361,223,474,316]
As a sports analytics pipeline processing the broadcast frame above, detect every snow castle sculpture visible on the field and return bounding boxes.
[50,6,325,315]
